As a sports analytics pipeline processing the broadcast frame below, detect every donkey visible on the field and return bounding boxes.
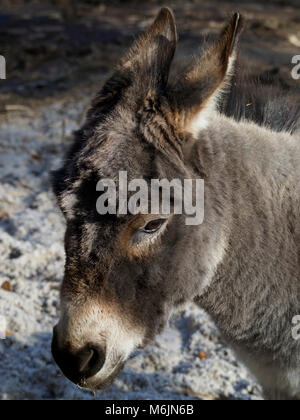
[51,8,300,400]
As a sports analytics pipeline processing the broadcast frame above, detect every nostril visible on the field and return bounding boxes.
[79,345,106,379]
[51,334,106,385]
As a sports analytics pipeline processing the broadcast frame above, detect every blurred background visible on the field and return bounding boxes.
[1,0,300,103]
[0,0,299,400]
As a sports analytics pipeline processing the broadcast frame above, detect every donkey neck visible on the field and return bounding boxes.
[198,113,300,211]
[193,113,300,343]
[208,113,300,240]
[208,113,300,179]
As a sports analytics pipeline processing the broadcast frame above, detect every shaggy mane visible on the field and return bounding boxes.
[220,69,300,134]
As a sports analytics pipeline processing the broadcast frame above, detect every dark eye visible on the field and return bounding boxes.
[143,219,166,234]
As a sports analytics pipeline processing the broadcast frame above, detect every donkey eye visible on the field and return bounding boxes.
[143,219,166,234]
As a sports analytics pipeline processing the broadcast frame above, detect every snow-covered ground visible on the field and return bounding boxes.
[0,94,262,400]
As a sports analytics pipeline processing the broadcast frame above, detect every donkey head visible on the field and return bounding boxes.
[51,8,243,390]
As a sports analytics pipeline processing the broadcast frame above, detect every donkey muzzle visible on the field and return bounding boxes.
[51,326,106,386]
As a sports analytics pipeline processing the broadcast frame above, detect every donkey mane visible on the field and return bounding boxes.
[220,69,300,134]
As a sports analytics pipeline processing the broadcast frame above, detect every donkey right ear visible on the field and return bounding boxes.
[170,13,244,136]
[92,8,178,112]
[119,6,178,91]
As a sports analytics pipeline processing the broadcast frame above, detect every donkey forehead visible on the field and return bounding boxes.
[84,137,151,179]
[57,100,185,219]
[68,108,178,187]
[58,131,155,217]
[68,145,153,205]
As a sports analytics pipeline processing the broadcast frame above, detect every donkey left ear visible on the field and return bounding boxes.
[170,13,244,136]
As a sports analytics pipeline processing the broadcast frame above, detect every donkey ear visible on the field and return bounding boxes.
[171,13,244,136]
[120,7,178,90]
[91,8,177,113]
